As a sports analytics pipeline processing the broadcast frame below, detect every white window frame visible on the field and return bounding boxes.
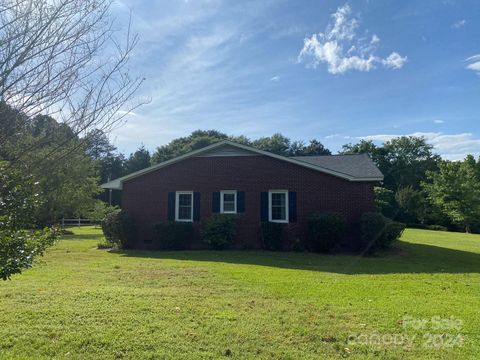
[175,191,194,222]
[220,190,237,214]
[268,190,289,223]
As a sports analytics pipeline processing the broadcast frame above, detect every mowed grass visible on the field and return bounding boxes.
[0,227,479,359]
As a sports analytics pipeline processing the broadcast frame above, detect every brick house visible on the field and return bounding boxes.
[101,140,383,249]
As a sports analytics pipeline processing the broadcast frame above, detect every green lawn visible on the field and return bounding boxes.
[0,227,479,359]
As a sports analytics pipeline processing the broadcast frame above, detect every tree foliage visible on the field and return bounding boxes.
[0,162,56,280]
[423,158,480,232]
[151,130,330,164]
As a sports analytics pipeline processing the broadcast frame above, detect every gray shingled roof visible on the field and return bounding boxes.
[102,141,383,189]
[292,153,383,180]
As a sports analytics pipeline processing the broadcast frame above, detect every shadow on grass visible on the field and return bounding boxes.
[116,241,480,275]
[61,234,104,241]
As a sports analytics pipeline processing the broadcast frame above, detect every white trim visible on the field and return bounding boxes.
[101,140,383,189]
[268,190,289,223]
[175,191,193,222]
[220,190,237,214]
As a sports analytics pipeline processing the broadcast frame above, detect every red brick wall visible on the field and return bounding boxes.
[122,155,375,248]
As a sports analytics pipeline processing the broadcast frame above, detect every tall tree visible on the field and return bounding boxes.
[152,130,229,164]
[341,136,440,191]
[423,158,480,232]
[124,145,151,174]
[252,133,291,155]
[0,0,144,169]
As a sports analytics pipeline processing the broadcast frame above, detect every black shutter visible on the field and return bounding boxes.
[212,192,220,213]
[289,191,297,223]
[193,192,201,221]
[260,192,268,222]
[167,192,175,221]
[237,191,245,213]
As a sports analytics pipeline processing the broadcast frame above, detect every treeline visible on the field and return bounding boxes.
[94,129,480,233]
[2,102,479,233]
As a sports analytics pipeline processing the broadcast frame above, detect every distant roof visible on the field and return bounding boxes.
[292,154,384,180]
[102,140,383,190]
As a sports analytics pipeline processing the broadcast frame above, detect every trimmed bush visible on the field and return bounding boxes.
[260,222,284,251]
[101,210,136,249]
[361,212,405,253]
[202,215,237,250]
[307,212,346,253]
[153,222,194,250]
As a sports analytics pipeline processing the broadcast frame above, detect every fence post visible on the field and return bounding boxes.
[78,218,81,226]
[62,217,65,227]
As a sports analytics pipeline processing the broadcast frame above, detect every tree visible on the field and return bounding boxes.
[383,136,440,191]
[292,139,331,156]
[374,186,396,218]
[423,159,480,232]
[252,133,291,155]
[0,0,144,169]
[0,162,56,280]
[341,137,440,192]
[152,130,229,164]
[124,145,151,174]
[395,186,427,223]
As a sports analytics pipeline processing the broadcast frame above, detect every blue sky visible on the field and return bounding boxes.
[111,0,480,160]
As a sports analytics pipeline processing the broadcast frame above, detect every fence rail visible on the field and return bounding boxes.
[61,218,95,227]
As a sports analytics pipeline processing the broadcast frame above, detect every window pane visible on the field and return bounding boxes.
[178,206,191,220]
[271,193,285,207]
[223,201,235,212]
[271,205,286,220]
[223,193,235,202]
[179,194,192,206]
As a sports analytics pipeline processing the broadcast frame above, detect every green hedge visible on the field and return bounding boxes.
[101,211,136,249]
[202,215,237,250]
[361,212,405,254]
[307,212,346,253]
[152,222,194,250]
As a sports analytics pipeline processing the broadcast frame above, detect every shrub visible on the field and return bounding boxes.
[383,221,406,248]
[307,212,346,253]
[361,212,405,253]
[260,222,284,251]
[202,215,237,250]
[101,211,136,249]
[153,222,194,250]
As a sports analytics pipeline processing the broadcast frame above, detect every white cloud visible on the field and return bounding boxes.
[117,110,138,116]
[434,119,444,124]
[270,75,280,81]
[298,4,407,74]
[382,52,408,69]
[451,19,466,29]
[371,34,380,44]
[465,54,480,75]
[359,132,480,160]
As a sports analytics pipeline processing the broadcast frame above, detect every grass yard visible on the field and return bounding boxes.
[0,227,479,359]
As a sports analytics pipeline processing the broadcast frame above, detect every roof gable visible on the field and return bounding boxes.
[101,140,383,189]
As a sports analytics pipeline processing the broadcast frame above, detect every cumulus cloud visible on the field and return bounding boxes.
[465,55,480,75]
[270,75,280,81]
[298,4,407,74]
[451,19,466,29]
[359,132,480,160]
